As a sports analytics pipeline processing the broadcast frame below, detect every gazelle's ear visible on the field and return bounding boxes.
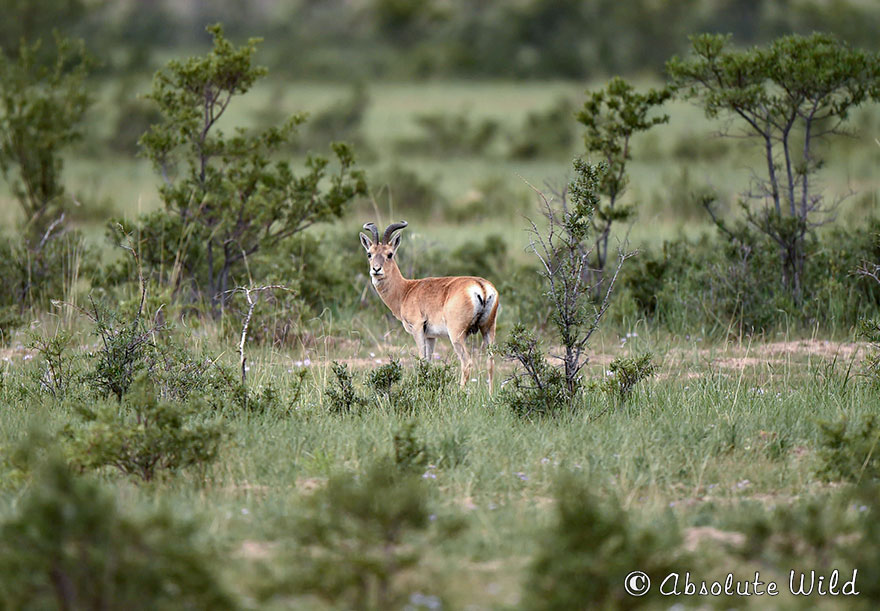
[359,232,373,252]
[390,233,403,252]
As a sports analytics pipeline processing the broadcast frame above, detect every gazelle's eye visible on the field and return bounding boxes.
[388,252,393,259]
[367,253,372,259]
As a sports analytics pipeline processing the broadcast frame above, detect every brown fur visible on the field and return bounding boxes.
[360,222,499,391]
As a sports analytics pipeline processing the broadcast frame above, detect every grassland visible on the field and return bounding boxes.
[2,77,880,608]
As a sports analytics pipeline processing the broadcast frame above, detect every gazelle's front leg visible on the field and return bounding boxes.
[425,337,436,360]
[410,321,428,360]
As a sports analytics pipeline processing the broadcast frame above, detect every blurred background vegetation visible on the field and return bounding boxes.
[7,0,880,80]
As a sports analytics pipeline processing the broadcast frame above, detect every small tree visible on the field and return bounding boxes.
[497,160,632,416]
[667,33,880,302]
[136,24,366,311]
[576,77,670,288]
[0,34,91,239]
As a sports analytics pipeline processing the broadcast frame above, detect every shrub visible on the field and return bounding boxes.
[28,329,79,398]
[601,353,656,403]
[730,495,847,571]
[393,420,429,472]
[494,324,570,420]
[85,295,157,402]
[324,361,367,414]
[293,83,372,156]
[396,110,499,156]
[816,415,880,483]
[65,376,227,482]
[0,458,236,609]
[619,219,880,336]
[107,86,162,156]
[522,472,682,610]
[261,457,440,610]
[859,318,880,384]
[367,358,404,395]
[372,163,447,215]
[447,177,530,222]
[577,77,670,289]
[508,96,576,159]
[410,358,456,394]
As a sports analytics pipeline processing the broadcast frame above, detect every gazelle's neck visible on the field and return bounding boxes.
[372,264,410,318]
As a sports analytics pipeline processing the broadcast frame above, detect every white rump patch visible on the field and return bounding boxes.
[469,284,496,325]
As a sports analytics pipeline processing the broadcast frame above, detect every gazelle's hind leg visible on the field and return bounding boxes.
[448,326,473,388]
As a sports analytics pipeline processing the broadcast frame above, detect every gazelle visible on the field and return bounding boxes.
[360,221,500,391]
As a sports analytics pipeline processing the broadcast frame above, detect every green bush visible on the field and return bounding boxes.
[859,318,880,384]
[260,456,453,610]
[107,86,162,156]
[372,163,447,215]
[619,219,880,336]
[0,458,236,609]
[324,361,368,414]
[393,420,430,472]
[446,178,530,222]
[85,296,157,401]
[410,358,456,394]
[396,110,499,156]
[292,83,372,157]
[367,358,404,395]
[65,377,227,482]
[494,324,570,420]
[816,415,880,483]
[27,329,79,398]
[523,472,682,610]
[600,353,656,403]
[508,96,576,159]
[497,160,627,415]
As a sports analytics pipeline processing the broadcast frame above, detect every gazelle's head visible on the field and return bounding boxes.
[359,221,408,280]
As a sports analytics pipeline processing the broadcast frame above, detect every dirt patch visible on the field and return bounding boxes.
[0,347,35,362]
[237,540,276,560]
[684,527,746,552]
[457,496,479,511]
[714,356,783,369]
[758,339,862,360]
[296,477,326,494]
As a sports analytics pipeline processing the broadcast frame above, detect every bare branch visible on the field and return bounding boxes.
[225,284,294,385]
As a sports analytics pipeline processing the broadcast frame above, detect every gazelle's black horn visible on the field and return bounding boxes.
[382,220,408,244]
[363,222,379,243]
